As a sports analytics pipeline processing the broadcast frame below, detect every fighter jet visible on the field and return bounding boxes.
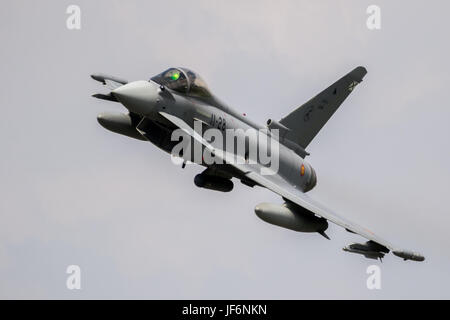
[91,67,424,262]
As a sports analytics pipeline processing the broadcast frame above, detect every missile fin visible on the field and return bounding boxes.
[318,231,330,240]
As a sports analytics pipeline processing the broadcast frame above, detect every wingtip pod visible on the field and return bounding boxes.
[393,250,425,262]
[351,66,368,82]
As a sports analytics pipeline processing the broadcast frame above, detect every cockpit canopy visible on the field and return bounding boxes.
[150,67,212,98]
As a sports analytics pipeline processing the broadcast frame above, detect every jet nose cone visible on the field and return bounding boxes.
[112,81,159,115]
[112,81,148,100]
[112,83,133,99]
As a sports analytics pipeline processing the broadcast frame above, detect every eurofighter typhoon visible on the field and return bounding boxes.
[91,66,424,262]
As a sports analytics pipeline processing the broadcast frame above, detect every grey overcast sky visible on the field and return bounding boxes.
[1,0,450,299]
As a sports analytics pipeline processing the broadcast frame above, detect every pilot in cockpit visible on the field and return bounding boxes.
[150,67,212,98]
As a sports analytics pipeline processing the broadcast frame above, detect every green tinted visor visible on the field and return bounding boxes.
[170,72,180,81]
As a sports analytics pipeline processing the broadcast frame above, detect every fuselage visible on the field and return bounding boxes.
[112,78,317,193]
[92,66,427,262]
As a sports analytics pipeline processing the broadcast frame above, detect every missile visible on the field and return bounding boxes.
[97,112,146,141]
[343,241,389,261]
[393,250,425,262]
[254,202,328,235]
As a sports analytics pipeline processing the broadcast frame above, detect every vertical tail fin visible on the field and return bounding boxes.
[279,66,367,149]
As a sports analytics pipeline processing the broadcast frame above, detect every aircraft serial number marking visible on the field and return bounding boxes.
[210,113,226,130]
